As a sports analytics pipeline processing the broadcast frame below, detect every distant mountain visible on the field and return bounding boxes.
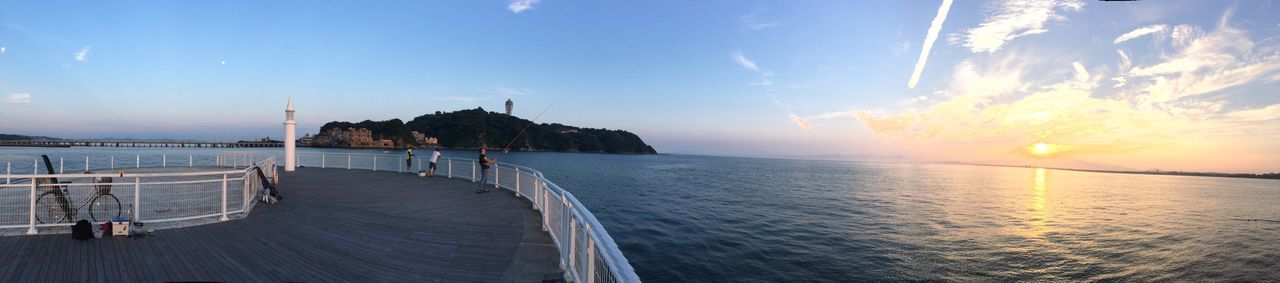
[319,107,657,154]
[0,134,62,141]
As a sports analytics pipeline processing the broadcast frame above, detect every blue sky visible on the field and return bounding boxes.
[2,1,1279,171]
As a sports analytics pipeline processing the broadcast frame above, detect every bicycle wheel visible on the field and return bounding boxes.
[35,192,70,224]
[90,194,122,222]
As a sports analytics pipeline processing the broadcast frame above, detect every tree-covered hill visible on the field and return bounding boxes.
[318,108,657,154]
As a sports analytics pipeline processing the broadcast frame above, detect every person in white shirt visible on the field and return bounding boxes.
[428,148,443,177]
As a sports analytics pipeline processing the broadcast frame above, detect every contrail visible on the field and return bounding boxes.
[907,0,954,89]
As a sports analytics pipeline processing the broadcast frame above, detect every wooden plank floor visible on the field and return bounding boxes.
[0,167,563,282]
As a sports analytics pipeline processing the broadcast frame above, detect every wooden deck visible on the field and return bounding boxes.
[0,167,563,282]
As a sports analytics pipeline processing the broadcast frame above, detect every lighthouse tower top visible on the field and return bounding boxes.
[285,96,295,122]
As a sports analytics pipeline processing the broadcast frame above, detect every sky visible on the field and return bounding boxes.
[1,0,1279,172]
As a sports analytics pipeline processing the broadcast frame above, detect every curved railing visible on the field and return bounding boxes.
[0,153,276,234]
[296,152,641,283]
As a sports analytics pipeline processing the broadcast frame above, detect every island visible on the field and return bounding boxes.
[300,107,658,154]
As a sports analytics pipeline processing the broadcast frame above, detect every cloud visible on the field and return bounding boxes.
[743,21,780,32]
[0,47,5,54]
[1114,24,1168,44]
[788,114,813,129]
[731,51,758,71]
[220,59,226,65]
[507,0,539,14]
[749,71,775,86]
[1124,8,1280,103]
[953,0,1084,53]
[908,0,954,89]
[733,51,775,86]
[74,46,90,61]
[6,93,31,104]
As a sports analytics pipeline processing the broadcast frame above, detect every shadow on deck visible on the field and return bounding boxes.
[0,167,562,282]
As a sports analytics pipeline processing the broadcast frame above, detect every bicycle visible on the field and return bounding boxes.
[34,174,122,224]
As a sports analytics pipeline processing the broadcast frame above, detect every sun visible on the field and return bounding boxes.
[1032,143,1052,156]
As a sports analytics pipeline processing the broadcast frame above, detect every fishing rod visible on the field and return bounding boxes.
[501,101,556,154]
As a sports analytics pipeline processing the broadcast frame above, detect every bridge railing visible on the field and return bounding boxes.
[295,153,641,283]
[2,153,278,185]
[0,154,276,234]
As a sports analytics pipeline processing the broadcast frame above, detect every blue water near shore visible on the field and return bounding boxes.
[4,147,1280,281]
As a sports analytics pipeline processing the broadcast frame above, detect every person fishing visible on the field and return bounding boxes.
[428,148,442,177]
[476,147,496,193]
[405,146,415,173]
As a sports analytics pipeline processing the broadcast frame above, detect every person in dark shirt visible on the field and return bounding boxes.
[476,148,496,193]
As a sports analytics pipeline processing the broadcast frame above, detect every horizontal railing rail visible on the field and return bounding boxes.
[0,153,276,235]
[295,152,640,283]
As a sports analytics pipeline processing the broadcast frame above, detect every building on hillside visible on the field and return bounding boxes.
[298,133,316,146]
[505,99,513,116]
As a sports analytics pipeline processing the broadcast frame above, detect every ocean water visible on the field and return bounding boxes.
[4,148,1280,281]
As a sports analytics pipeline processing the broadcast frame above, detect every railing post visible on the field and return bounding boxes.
[540,180,548,232]
[27,179,37,234]
[347,155,352,169]
[471,161,476,182]
[6,162,11,184]
[569,215,578,278]
[111,156,115,170]
[85,156,90,171]
[587,227,597,283]
[373,155,378,171]
[136,155,140,168]
[495,165,500,189]
[448,159,453,178]
[163,155,167,167]
[59,157,64,173]
[134,177,141,221]
[399,157,403,173]
[189,155,193,167]
[563,197,571,270]
[515,168,521,197]
[220,173,229,221]
[321,154,326,168]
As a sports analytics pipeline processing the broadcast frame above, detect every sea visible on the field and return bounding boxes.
[3,147,1279,282]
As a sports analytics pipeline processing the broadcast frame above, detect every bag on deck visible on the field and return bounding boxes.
[72,220,93,240]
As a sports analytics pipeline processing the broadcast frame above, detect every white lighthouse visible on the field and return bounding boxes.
[284,97,297,172]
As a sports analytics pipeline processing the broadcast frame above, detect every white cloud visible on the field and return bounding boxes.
[731,51,758,71]
[732,51,775,86]
[1116,49,1131,71]
[507,0,539,14]
[220,59,226,65]
[1126,9,1280,103]
[743,21,779,32]
[749,71,774,86]
[1114,24,1167,44]
[1071,61,1090,82]
[788,114,813,129]
[953,0,1084,53]
[1169,24,1204,48]
[908,0,954,89]
[0,47,6,54]
[6,93,31,104]
[74,46,90,61]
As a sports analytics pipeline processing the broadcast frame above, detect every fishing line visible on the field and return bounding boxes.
[501,101,558,154]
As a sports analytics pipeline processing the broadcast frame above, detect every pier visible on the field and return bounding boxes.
[0,140,282,148]
[0,167,562,281]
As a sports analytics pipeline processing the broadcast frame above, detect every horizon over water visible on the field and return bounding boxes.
[3,147,1279,281]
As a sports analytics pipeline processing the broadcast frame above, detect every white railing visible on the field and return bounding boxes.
[296,152,640,283]
[0,154,276,235]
